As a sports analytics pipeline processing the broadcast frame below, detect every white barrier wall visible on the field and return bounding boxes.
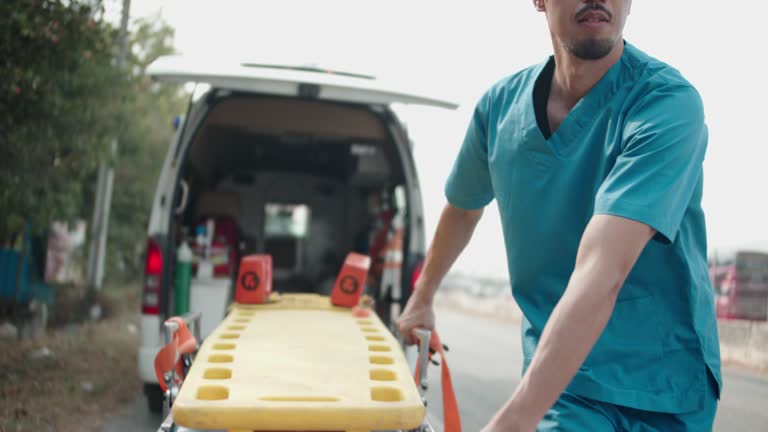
[436,290,768,372]
[719,320,768,371]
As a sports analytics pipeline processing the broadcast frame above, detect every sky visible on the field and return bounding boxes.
[106,0,768,279]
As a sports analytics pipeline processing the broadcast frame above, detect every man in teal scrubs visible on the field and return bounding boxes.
[397,0,721,430]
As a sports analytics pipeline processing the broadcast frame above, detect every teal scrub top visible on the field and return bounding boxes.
[445,42,721,414]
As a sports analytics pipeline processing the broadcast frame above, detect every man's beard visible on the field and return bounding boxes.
[563,37,616,60]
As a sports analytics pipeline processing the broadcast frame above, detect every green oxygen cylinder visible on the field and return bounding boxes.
[174,239,193,315]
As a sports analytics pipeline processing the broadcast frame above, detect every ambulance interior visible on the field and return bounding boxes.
[172,96,407,303]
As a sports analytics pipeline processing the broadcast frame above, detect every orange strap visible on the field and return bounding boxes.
[167,317,198,355]
[153,317,199,392]
[154,337,179,392]
[414,330,462,432]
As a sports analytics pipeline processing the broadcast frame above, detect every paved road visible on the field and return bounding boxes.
[104,308,768,431]
[423,309,768,432]
[102,396,161,432]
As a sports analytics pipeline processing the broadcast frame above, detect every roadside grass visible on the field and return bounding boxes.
[0,284,141,432]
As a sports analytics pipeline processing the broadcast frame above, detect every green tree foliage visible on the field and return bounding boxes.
[1,1,186,282]
[0,0,122,241]
[105,18,187,281]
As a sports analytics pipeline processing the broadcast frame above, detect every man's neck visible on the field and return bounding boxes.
[550,38,624,110]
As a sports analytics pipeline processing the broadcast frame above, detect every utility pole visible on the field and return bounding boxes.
[85,0,130,299]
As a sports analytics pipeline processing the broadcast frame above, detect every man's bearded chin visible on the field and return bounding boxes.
[564,37,617,60]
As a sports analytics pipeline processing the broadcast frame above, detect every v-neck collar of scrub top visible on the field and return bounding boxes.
[525,42,629,160]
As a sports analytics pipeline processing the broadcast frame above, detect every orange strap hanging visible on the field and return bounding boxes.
[167,317,197,355]
[153,317,198,392]
[414,330,462,432]
[154,338,178,392]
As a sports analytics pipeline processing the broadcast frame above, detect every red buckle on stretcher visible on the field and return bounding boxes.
[331,253,371,308]
[235,254,273,304]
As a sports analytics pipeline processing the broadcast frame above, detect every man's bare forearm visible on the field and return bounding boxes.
[497,266,621,429]
[482,215,655,431]
[415,203,483,301]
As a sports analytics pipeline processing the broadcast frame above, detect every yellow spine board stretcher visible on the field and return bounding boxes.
[171,293,425,431]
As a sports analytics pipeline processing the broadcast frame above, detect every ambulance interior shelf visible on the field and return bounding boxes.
[173,184,406,302]
[186,219,240,279]
[171,188,246,280]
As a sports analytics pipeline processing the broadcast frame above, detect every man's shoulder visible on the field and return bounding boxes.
[490,61,544,94]
[620,43,705,120]
[622,42,698,93]
[477,60,547,114]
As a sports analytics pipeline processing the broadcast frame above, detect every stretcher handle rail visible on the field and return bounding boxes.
[407,418,438,432]
[414,328,432,393]
[156,412,175,432]
[412,328,462,432]
[180,311,202,344]
[412,328,440,432]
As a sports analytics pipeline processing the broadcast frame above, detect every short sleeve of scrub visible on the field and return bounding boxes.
[594,85,707,244]
[445,93,495,210]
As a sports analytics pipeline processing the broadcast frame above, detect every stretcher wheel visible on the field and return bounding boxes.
[145,383,164,413]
